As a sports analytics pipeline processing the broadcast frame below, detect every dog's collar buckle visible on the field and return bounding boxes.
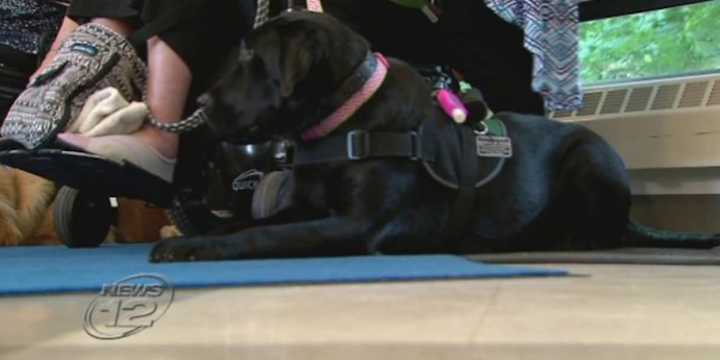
[347,130,370,160]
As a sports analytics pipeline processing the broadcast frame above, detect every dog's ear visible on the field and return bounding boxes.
[278,30,322,98]
[280,49,314,98]
[262,13,368,99]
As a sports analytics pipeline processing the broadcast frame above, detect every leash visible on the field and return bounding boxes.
[150,0,324,134]
[254,0,271,29]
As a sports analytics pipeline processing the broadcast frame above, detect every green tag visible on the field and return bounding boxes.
[459,81,473,94]
[485,117,506,137]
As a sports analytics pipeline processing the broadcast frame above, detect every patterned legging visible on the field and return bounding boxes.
[483,0,581,111]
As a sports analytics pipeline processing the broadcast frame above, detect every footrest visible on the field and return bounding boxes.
[0,149,174,207]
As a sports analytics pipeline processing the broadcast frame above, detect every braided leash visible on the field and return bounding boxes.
[148,0,320,133]
[254,0,271,29]
[147,107,209,133]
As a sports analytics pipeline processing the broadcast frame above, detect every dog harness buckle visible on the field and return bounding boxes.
[409,131,420,161]
[347,130,370,160]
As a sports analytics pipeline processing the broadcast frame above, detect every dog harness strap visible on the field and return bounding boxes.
[446,126,480,251]
[294,131,419,166]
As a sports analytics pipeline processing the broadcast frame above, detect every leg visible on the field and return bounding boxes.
[123,36,191,159]
[150,217,374,262]
[56,23,190,181]
[2,0,149,149]
[204,205,328,237]
[446,0,545,115]
[151,202,446,262]
[58,18,190,152]
[553,135,631,249]
[57,1,252,182]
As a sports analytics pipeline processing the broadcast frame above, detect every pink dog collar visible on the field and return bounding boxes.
[302,53,390,142]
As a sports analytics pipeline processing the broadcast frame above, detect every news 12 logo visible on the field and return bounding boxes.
[83,274,175,340]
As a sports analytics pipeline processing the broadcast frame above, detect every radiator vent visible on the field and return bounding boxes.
[600,89,628,114]
[651,84,681,110]
[549,73,720,120]
[679,81,710,108]
[576,92,603,116]
[709,80,720,106]
[625,87,653,112]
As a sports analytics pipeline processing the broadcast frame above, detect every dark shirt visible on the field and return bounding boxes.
[0,0,65,54]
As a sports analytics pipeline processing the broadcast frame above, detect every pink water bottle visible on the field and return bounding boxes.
[436,89,469,124]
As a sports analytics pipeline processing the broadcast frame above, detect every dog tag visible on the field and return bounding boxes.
[476,134,513,158]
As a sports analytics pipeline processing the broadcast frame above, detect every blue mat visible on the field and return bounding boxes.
[0,245,567,296]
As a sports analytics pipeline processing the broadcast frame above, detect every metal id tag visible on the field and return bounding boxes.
[476,134,513,158]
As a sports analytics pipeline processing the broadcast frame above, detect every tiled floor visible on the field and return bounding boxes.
[2,264,720,359]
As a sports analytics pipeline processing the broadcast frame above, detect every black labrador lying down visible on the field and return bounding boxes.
[149,11,681,262]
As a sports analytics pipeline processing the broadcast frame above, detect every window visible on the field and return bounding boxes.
[580,1,720,85]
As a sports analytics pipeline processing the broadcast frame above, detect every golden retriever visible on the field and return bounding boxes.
[0,167,173,246]
[0,167,59,246]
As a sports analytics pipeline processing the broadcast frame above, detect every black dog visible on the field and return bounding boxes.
[150,11,638,262]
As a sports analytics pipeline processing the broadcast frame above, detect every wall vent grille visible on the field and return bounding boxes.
[708,80,720,106]
[599,89,628,114]
[678,81,709,108]
[625,87,653,112]
[651,84,681,110]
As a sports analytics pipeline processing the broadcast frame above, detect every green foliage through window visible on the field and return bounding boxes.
[580,1,720,84]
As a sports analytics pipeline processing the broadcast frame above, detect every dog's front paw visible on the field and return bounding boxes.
[150,237,225,263]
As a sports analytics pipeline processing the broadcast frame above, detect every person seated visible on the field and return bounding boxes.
[2,0,257,183]
[3,0,580,184]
